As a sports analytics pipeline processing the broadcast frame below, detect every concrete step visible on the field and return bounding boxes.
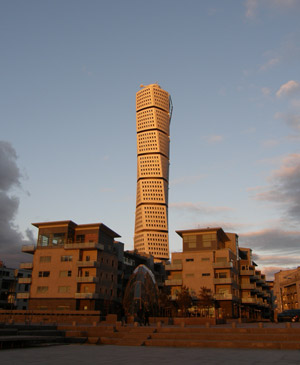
[19,330,65,337]
[151,332,300,341]
[144,338,300,350]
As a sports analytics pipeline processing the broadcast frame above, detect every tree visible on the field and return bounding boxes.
[176,286,193,317]
[198,287,215,317]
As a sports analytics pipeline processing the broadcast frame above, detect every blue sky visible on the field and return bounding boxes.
[1,0,300,279]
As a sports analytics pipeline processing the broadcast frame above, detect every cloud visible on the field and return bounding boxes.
[205,135,224,143]
[240,228,300,252]
[245,0,299,19]
[0,141,35,268]
[260,57,279,71]
[262,139,279,148]
[275,112,300,133]
[253,153,300,223]
[170,202,232,215]
[245,0,258,18]
[276,80,300,98]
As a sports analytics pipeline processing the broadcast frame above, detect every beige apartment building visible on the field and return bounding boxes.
[165,228,272,319]
[134,83,173,261]
[21,220,121,312]
[273,267,300,313]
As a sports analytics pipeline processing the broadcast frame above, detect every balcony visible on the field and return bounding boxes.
[214,293,238,301]
[165,279,183,286]
[21,245,36,254]
[212,262,233,269]
[75,293,100,299]
[76,260,100,268]
[76,276,99,283]
[64,242,104,250]
[165,263,182,271]
[240,283,256,290]
[18,277,32,284]
[239,269,255,276]
[241,297,257,304]
[16,293,30,299]
[213,278,234,285]
[19,262,33,270]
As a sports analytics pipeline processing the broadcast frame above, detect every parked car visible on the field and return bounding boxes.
[277,309,300,322]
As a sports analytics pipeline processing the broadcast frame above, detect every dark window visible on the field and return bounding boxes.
[202,273,210,277]
[186,258,194,262]
[38,271,50,277]
[61,255,72,262]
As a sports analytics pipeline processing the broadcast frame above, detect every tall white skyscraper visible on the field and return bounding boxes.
[134,83,172,261]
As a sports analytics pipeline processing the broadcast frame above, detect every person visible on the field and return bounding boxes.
[121,307,127,326]
[144,309,150,326]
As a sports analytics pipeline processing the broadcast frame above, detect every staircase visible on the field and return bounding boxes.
[0,323,86,349]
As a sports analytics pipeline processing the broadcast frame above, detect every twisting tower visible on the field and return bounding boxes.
[134,83,172,261]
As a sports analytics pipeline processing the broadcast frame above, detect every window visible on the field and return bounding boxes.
[173,259,182,264]
[186,258,194,262]
[39,235,49,247]
[58,286,70,293]
[183,235,196,248]
[38,271,50,277]
[186,273,194,278]
[61,255,72,262]
[86,256,90,262]
[40,256,51,263]
[201,257,210,261]
[37,286,48,293]
[84,271,89,277]
[202,273,210,277]
[76,235,85,243]
[59,270,72,277]
[52,233,65,246]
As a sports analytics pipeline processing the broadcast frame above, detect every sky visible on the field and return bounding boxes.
[1,0,300,279]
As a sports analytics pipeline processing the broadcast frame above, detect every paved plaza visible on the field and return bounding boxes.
[1,344,300,365]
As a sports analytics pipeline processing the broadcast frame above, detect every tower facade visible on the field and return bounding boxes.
[134,83,172,261]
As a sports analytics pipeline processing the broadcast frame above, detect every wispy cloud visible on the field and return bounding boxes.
[245,0,299,19]
[276,80,300,98]
[205,135,224,144]
[261,87,271,96]
[170,202,232,214]
[260,57,280,71]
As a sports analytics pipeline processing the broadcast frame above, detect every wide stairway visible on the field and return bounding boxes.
[59,324,300,350]
[0,323,86,349]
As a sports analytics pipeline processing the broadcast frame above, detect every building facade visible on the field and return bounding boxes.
[165,227,272,319]
[273,267,300,314]
[134,83,172,261]
[22,220,122,312]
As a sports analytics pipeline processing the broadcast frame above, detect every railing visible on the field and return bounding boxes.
[165,263,182,271]
[241,297,257,304]
[75,293,100,299]
[214,293,237,301]
[213,278,234,285]
[21,245,36,254]
[76,276,99,283]
[19,263,33,270]
[240,283,256,290]
[18,278,32,284]
[16,293,30,299]
[165,279,183,286]
[64,243,104,250]
[239,269,255,276]
[76,260,100,267]
[212,262,233,269]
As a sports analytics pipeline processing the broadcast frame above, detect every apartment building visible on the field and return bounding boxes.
[22,220,121,312]
[273,267,300,313]
[239,248,271,319]
[0,262,31,309]
[165,228,272,319]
